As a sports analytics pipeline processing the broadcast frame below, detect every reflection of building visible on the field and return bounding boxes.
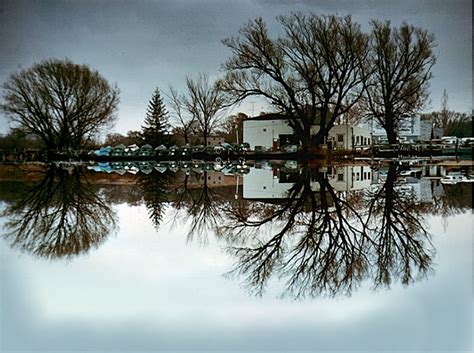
[325,165,373,192]
[243,114,372,150]
[370,172,443,204]
[243,164,373,200]
[243,166,294,200]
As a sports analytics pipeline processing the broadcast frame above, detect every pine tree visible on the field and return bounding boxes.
[142,88,170,146]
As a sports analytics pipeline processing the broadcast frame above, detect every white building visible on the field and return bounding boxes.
[243,114,295,150]
[365,115,437,142]
[243,114,372,151]
[327,124,372,150]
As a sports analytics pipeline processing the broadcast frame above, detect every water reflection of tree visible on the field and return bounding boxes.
[138,170,175,229]
[219,164,368,297]
[172,171,229,243]
[2,164,116,259]
[218,163,434,298]
[364,164,434,287]
[430,182,473,218]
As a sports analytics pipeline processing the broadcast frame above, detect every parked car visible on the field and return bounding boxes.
[283,144,298,153]
[192,145,205,154]
[168,145,179,157]
[180,144,192,157]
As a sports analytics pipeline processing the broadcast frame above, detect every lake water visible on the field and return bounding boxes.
[0,160,472,353]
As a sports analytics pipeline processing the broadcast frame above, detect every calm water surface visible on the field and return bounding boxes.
[0,161,472,352]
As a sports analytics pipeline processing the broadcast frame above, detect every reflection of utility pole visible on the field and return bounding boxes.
[235,175,240,199]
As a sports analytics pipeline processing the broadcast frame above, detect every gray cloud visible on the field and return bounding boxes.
[0,0,471,134]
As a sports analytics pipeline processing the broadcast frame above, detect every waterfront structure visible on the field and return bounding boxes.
[242,113,372,150]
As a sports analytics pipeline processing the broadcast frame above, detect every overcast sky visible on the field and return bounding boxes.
[0,0,471,135]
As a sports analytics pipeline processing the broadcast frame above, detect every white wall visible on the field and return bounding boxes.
[243,119,294,150]
[329,124,372,149]
[243,167,293,199]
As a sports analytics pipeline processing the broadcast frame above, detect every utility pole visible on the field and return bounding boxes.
[250,101,256,117]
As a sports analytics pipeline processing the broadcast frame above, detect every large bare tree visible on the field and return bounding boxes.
[1,58,119,151]
[220,13,369,149]
[364,21,436,144]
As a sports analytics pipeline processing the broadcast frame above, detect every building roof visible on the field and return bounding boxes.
[245,112,323,125]
[244,113,290,121]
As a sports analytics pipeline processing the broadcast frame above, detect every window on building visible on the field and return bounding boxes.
[337,134,344,142]
[263,128,267,132]
[363,172,367,180]
[356,172,360,181]
[338,173,344,181]
[356,136,360,145]
[368,171,371,179]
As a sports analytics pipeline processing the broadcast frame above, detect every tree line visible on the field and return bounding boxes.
[1,13,470,152]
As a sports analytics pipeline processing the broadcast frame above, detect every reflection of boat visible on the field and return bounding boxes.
[440,173,474,184]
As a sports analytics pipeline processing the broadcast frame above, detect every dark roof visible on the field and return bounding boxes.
[245,112,321,124]
[244,113,289,121]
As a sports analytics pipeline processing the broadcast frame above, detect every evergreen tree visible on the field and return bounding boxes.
[142,88,170,146]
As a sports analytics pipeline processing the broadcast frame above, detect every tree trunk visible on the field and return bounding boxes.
[386,127,397,145]
[384,113,398,144]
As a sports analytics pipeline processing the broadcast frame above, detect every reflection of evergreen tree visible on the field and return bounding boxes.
[171,172,229,244]
[2,164,116,259]
[138,170,175,229]
[141,88,170,146]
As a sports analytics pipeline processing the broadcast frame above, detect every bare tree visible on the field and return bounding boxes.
[1,58,119,151]
[167,86,197,144]
[364,21,436,144]
[221,13,369,149]
[182,73,228,146]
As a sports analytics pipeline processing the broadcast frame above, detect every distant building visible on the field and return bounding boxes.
[365,115,442,142]
[242,113,372,150]
[193,135,226,147]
